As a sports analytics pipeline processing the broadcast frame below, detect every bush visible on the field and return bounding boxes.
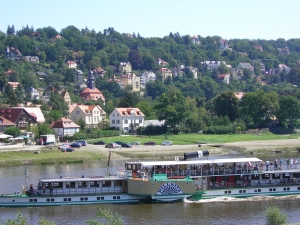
[202,125,236,134]
[264,205,287,225]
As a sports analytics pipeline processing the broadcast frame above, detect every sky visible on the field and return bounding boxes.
[1,0,299,40]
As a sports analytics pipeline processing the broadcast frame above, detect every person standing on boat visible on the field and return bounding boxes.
[42,185,46,194]
[274,159,278,170]
[279,159,283,170]
[287,158,290,169]
[50,184,53,195]
[265,160,270,171]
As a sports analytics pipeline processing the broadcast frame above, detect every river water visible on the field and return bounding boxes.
[1,153,300,225]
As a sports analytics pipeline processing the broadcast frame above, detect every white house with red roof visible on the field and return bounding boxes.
[109,108,145,133]
[69,104,107,129]
[217,73,230,84]
[66,60,77,69]
[156,58,168,66]
[157,68,172,81]
[50,117,80,139]
[191,35,200,45]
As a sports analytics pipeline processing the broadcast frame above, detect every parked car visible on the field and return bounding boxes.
[129,141,140,146]
[105,143,120,148]
[93,140,106,145]
[161,141,172,146]
[78,140,87,146]
[121,143,132,148]
[144,141,156,146]
[58,144,71,150]
[61,147,74,152]
[69,142,81,148]
[114,141,123,145]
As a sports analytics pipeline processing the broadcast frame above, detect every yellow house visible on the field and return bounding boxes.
[158,68,172,81]
[120,73,140,92]
[61,91,71,105]
[119,62,132,74]
[70,104,107,129]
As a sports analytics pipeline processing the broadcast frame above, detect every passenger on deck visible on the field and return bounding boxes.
[265,160,270,171]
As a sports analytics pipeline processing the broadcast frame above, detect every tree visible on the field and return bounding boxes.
[64,69,75,83]
[277,95,300,129]
[154,89,190,131]
[240,91,279,128]
[213,91,239,122]
[49,110,63,122]
[4,127,21,137]
[34,123,53,138]
[264,205,287,225]
[76,118,86,132]
[86,207,123,225]
[136,101,156,120]
[128,50,143,70]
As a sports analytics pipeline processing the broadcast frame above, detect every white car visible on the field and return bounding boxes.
[161,141,172,146]
[58,144,71,150]
[129,141,140,146]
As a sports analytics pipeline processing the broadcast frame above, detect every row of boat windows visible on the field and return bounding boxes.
[26,196,121,202]
[252,173,300,180]
[42,180,123,188]
[224,186,300,194]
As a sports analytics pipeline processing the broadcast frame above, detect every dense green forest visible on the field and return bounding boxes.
[1,25,300,134]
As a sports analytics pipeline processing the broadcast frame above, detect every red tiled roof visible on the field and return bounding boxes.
[114,108,144,117]
[0,116,15,126]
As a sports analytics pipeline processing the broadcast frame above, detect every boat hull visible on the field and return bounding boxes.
[0,194,149,207]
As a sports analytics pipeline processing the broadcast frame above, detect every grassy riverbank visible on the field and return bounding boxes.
[92,133,299,145]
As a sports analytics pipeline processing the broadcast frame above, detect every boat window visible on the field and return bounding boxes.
[43,182,49,188]
[95,181,100,187]
[293,173,300,178]
[262,174,270,179]
[66,182,70,188]
[90,182,95,187]
[114,180,122,187]
[70,182,75,188]
[102,181,111,187]
[127,164,132,170]
[54,182,63,188]
[251,174,260,180]
[283,173,290,178]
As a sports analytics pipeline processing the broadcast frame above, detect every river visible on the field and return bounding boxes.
[1,153,300,225]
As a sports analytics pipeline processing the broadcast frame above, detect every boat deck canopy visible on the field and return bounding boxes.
[139,158,262,167]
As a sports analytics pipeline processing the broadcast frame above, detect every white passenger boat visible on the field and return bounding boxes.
[0,160,200,207]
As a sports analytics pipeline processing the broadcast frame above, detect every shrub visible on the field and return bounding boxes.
[264,205,287,225]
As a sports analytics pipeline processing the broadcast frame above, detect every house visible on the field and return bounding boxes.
[75,81,87,90]
[278,64,291,73]
[201,61,227,72]
[140,71,156,88]
[173,65,185,77]
[0,108,38,130]
[28,87,40,100]
[13,107,45,123]
[92,67,106,79]
[156,58,168,67]
[277,47,290,56]
[120,73,141,92]
[217,73,230,84]
[157,68,172,81]
[53,34,62,39]
[61,91,71,105]
[185,66,198,79]
[5,69,17,79]
[66,60,77,69]
[191,35,200,45]
[234,92,245,100]
[237,62,253,71]
[50,117,80,140]
[7,82,19,90]
[5,46,23,61]
[69,104,107,129]
[253,44,263,51]
[109,108,145,133]
[219,38,229,51]
[119,62,132,74]
[24,56,39,63]
[74,69,84,82]
[0,116,15,132]
[36,72,47,80]
[80,71,105,103]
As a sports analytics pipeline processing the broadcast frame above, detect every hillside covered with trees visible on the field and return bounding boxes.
[1,25,300,134]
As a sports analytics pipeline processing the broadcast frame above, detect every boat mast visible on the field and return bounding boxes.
[106,150,112,177]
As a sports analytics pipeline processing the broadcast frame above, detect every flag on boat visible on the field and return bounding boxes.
[25,169,29,177]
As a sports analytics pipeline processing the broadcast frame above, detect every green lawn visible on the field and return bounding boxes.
[90,133,298,145]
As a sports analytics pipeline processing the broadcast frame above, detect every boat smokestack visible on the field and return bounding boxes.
[184,150,209,160]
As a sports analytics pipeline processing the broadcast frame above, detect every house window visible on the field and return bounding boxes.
[125,120,128,124]
[139,120,142,124]
[117,120,120,124]
[88,116,91,122]
[76,111,79,114]
[94,116,96,122]
[112,120,115,124]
